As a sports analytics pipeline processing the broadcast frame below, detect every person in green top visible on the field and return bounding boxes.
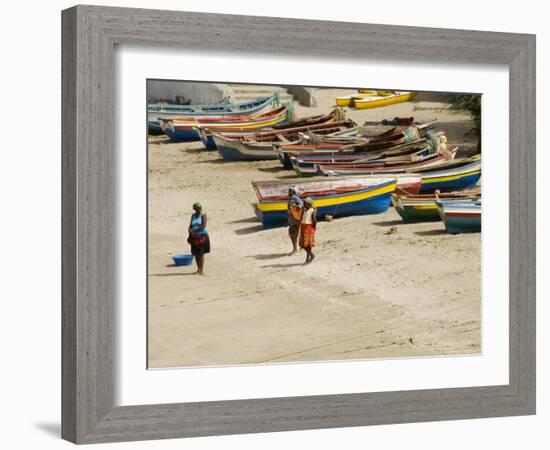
[187,202,210,275]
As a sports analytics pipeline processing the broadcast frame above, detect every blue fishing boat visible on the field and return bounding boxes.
[436,199,482,233]
[148,94,278,115]
[148,94,280,134]
[159,106,290,143]
[419,159,481,193]
[255,178,397,228]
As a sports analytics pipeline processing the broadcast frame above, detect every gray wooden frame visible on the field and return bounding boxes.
[62,5,536,444]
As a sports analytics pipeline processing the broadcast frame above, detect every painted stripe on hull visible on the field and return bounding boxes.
[420,171,481,193]
[258,181,396,228]
[395,205,440,222]
[437,200,482,233]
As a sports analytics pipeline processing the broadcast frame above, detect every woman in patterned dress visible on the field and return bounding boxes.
[299,197,317,264]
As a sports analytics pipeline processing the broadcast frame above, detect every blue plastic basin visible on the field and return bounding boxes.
[172,254,194,266]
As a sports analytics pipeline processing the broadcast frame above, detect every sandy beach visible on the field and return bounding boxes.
[147,88,481,368]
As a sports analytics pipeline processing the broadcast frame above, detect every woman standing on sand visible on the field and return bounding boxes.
[187,202,210,275]
[287,187,303,255]
[299,198,317,264]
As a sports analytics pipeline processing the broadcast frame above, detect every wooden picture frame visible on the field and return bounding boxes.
[62,5,536,444]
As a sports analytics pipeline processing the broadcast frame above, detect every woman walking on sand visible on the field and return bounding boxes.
[299,197,317,264]
[187,202,210,275]
[287,187,303,255]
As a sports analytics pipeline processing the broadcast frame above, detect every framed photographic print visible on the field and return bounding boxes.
[62,5,536,444]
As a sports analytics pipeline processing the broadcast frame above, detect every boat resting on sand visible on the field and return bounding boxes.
[335,90,395,107]
[148,94,280,132]
[159,106,292,142]
[199,108,350,150]
[308,148,458,177]
[254,178,398,228]
[419,158,481,193]
[392,189,481,222]
[212,127,357,161]
[437,199,482,233]
[289,142,436,176]
[214,126,358,161]
[352,91,417,110]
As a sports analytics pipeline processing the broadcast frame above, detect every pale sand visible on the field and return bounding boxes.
[147,89,481,368]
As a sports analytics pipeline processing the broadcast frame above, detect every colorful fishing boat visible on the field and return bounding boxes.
[253,175,421,204]
[254,178,398,228]
[309,148,458,177]
[436,199,482,233]
[148,94,280,133]
[352,91,417,110]
[200,108,352,151]
[275,123,435,170]
[213,125,358,161]
[335,90,389,107]
[392,189,481,222]
[419,158,481,193]
[159,106,292,142]
[290,143,435,176]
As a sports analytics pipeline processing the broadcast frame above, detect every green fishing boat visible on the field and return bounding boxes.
[392,189,481,222]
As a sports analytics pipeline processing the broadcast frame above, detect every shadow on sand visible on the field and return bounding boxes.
[372,219,403,227]
[148,263,198,277]
[260,262,304,269]
[414,229,447,236]
[275,174,301,180]
[234,225,265,235]
[149,272,197,277]
[250,252,288,260]
[257,166,286,174]
[181,146,206,154]
[228,217,258,224]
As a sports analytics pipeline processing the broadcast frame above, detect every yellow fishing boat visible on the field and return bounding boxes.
[357,89,391,96]
[336,89,378,106]
[353,91,417,109]
[335,96,353,107]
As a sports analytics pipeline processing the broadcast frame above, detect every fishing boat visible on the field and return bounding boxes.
[436,199,482,233]
[253,178,398,228]
[392,189,481,222]
[253,175,422,205]
[352,91,417,110]
[275,122,435,170]
[289,142,434,176]
[213,125,358,160]
[419,158,481,193]
[335,96,353,107]
[148,94,280,133]
[159,106,292,142]
[335,90,392,108]
[200,108,353,151]
[309,148,458,177]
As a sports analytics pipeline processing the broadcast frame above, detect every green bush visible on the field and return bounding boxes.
[448,94,481,133]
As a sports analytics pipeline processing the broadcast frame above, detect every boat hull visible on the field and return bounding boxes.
[392,197,440,222]
[256,180,397,228]
[336,97,352,107]
[163,127,201,142]
[148,95,276,117]
[437,200,482,233]
[160,106,290,143]
[420,165,481,193]
[216,139,278,161]
[353,92,417,110]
